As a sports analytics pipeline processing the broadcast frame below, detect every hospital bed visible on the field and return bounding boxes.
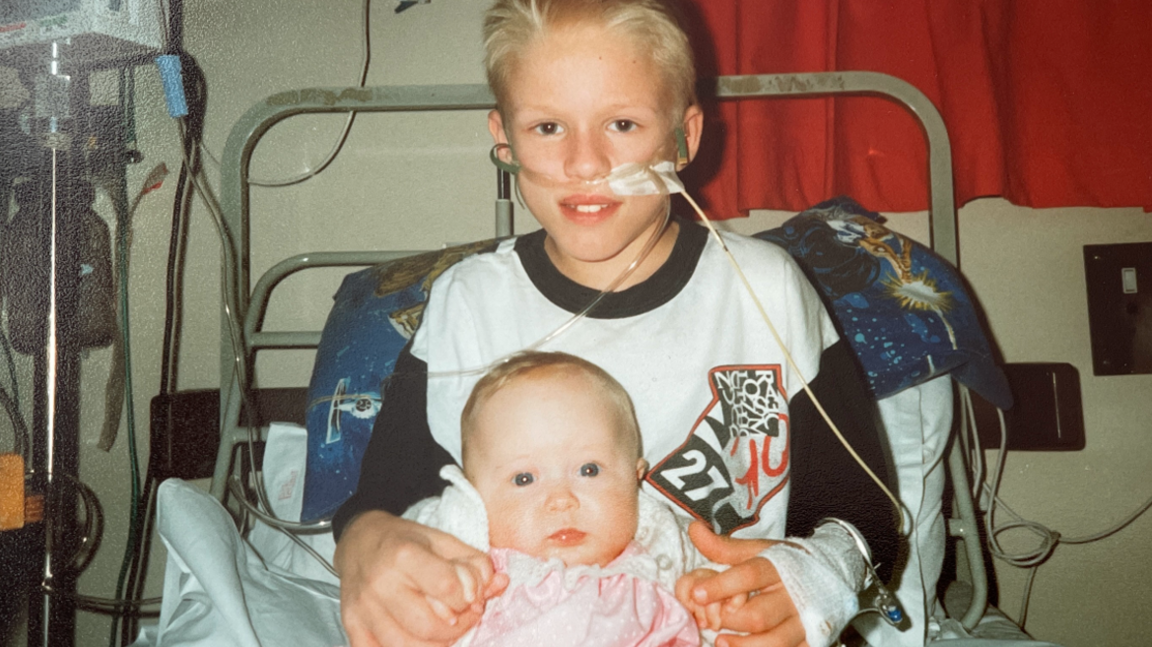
[136,72,1064,647]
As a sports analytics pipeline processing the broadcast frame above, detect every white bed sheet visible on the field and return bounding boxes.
[133,423,345,647]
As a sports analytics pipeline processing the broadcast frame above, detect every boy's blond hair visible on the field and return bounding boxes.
[483,0,697,116]
[461,351,642,463]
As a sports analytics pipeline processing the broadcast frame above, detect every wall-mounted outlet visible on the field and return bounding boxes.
[968,363,1085,451]
[1084,242,1152,376]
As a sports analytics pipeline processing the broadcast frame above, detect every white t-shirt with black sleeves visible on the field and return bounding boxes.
[412,221,838,541]
[334,219,898,582]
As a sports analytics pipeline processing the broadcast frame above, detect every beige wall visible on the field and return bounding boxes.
[732,204,1152,646]
[3,1,1150,645]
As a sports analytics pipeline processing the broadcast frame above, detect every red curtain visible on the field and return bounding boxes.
[678,0,1152,218]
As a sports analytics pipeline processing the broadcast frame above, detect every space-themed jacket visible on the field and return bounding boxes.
[334,219,898,581]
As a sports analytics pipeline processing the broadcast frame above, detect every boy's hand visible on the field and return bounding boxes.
[335,511,509,647]
[676,568,748,631]
[424,557,508,626]
[684,521,809,647]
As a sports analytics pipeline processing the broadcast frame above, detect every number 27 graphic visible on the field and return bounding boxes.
[660,450,729,501]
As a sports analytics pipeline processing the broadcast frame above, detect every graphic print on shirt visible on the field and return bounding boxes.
[647,365,790,535]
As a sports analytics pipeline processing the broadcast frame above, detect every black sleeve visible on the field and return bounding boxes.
[331,341,454,541]
[786,339,901,583]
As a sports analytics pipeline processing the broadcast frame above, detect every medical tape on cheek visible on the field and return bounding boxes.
[512,161,685,198]
[605,161,684,196]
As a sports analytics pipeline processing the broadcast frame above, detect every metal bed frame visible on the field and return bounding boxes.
[212,71,986,629]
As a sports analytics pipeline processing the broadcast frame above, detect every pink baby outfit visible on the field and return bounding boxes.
[467,545,700,647]
[403,466,710,647]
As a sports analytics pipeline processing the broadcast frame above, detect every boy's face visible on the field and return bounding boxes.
[465,370,646,567]
[488,22,702,288]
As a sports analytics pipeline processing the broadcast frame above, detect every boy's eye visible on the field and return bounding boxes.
[579,463,600,477]
[609,119,637,133]
[533,122,562,136]
[513,473,534,486]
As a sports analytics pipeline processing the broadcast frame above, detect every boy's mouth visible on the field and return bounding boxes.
[559,194,621,223]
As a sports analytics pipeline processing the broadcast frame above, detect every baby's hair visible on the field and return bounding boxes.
[483,0,697,116]
[461,351,642,462]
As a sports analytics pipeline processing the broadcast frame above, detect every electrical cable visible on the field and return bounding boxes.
[39,477,154,619]
[121,6,198,637]
[0,227,27,460]
[41,584,161,615]
[227,477,338,577]
[121,54,201,647]
[108,71,143,645]
[0,163,19,411]
[178,121,333,542]
[158,54,203,410]
[46,472,103,575]
[1015,564,1039,629]
[100,71,176,645]
[959,385,1152,629]
[195,0,372,188]
[223,473,331,532]
[39,473,120,608]
[0,168,28,462]
[1,324,21,406]
[959,386,984,502]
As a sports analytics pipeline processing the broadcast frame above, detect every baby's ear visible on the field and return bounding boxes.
[635,458,649,480]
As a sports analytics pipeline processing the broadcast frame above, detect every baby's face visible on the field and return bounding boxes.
[465,371,645,567]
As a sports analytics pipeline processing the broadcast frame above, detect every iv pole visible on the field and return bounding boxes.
[19,40,87,647]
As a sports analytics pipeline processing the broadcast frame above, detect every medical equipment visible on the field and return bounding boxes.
[0,0,164,67]
[1,2,170,645]
[820,517,906,628]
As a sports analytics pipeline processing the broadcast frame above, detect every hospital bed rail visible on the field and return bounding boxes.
[213,72,985,630]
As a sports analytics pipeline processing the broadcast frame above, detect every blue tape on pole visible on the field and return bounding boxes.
[155,55,188,118]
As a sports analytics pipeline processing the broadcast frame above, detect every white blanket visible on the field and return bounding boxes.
[133,423,346,647]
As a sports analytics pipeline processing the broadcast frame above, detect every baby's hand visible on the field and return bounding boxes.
[676,568,748,632]
[424,558,509,625]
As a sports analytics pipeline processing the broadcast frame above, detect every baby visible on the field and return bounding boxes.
[403,351,708,647]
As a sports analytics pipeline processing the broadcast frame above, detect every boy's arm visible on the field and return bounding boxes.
[680,340,900,647]
[332,342,503,647]
[332,340,454,541]
[786,338,899,579]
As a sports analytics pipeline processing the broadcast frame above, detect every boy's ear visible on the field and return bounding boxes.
[678,104,704,169]
[488,109,509,145]
[488,109,522,174]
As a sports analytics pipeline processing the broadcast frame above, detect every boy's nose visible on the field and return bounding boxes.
[564,131,611,182]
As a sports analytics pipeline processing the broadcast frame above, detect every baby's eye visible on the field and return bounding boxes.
[533,122,562,136]
[609,119,637,133]
[513,473,534,486]
[579,463,600,477]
